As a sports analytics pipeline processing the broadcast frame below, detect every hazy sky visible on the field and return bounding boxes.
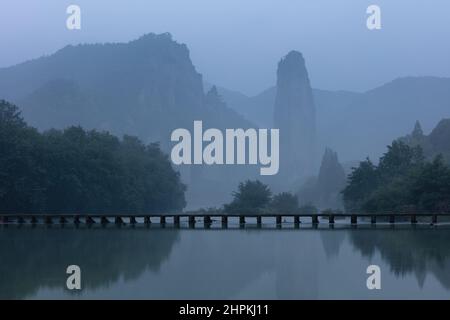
[0,0,449,95]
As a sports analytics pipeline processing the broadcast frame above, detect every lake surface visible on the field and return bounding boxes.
[1,222,450,299]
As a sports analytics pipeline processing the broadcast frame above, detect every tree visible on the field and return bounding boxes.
[224,180,272,214]
[0,100,186,214]
[377,140,424,181]
[271,192,299,214]
[298,203,318,214]
[362,176,413,213]
[342,139,450,214]
[342,158,378,212]
[0,100,46,212]
[412,120,424,140]
[410,155,450,212]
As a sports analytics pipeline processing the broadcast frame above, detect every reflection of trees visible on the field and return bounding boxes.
[319,230,346,259]
[0,226,179,299]
[349,228,450,289]
[159,230,321,300]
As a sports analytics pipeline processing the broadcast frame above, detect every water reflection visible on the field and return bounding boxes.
[348,227,450,290]
[0,225,179,299]
[1,225,450,299]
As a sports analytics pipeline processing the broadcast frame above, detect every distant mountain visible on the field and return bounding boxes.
[215,76,450,163]
[19,79,101,131]
[400,118,450,163]
[324,76,450,162]
[0,33,257,209]
[429,119,450,159]
[205,83,274,127]
[3,33,450,208]
[0,33,253,152]
[274,51,315,182]
[297,148,346,210]
[210,84,361,128]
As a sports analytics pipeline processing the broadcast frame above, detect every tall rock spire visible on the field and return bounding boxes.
[273,51,316,182]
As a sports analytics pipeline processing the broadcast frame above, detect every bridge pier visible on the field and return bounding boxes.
[86,216,95,224]
[351,215,357,225]
[276,216,282,225]
[18,216,25,224]
[389,215,395,224]
[115,217,124,225]
[144,216,151,224]
[371,215,377,224]
[257,216,262,226]
[74,216,81,224]
[101,216,110,224]
[312,215,319,225]
[130,216,137,224]
[189,216,196,228]
[329,215,335,224]
[239,216,245,225]
[59,216,68,224]
[45,216,53,224]
[221,216,228,228]
[432,215,438,225]
[411,214,417,224]
[204,215,212,226]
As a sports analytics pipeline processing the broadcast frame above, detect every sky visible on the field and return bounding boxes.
[0,0,449,96]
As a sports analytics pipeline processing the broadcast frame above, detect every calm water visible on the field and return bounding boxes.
[1,222,450,299]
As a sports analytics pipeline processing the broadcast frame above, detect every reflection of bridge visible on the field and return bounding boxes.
[0,213,448,227]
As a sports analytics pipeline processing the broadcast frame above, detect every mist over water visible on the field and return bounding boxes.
[2,225,450,300]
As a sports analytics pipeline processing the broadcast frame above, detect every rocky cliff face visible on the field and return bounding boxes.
[273,51,316,183]
[0,33,257,209]
[297,148,345,210]
[0,33,252,151]
[429,119,450,155]
[316,148,346,208]
[401,118,450,163]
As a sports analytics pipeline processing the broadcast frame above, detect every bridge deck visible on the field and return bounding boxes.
[0,212,448,227]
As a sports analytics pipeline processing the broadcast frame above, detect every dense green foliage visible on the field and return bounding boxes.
[0,100,186,214]
[342,140,450,213]
[224,180,272,214]
[270,192,299,214]
[224,180,310,214]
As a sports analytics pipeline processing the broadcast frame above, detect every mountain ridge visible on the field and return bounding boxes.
[211,76,450,163]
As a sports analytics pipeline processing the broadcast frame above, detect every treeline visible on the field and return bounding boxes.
[224,180,317,215]
[223,140,450,215]
[0,100,186,214]
[342,140,450,213]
